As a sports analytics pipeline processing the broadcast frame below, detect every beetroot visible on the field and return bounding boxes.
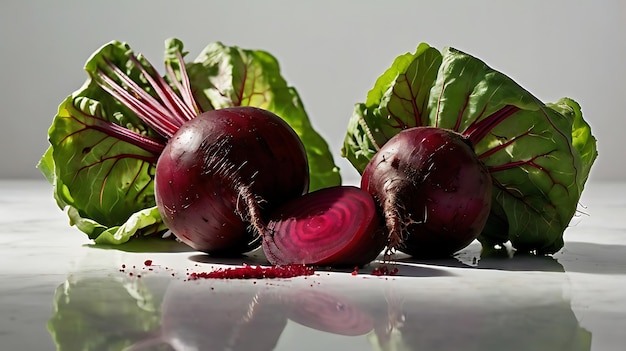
[155,107,309,255]
[262,186,386,266]
[361,127,492,257]
[91,47,310,255]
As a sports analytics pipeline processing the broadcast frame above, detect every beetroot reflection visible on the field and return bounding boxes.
[129,282,379,351]
[281,288,375,336]
[48,257,591,351]
[127,281,288,351]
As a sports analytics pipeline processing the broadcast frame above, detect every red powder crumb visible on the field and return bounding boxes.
[187,264,314,280]
[371,265,399,276]
[144,260,153,266]
[351,266,359,276]
[121,264,126,269]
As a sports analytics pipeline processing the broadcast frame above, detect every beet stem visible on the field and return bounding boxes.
[164,51,199,119]
[89,115,166,156]
[94,50,201,140]
[128,54,196,124]
[96,67,179,138]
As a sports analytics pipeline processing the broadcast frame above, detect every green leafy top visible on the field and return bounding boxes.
[39,38,340,245]
[343,44,597,254]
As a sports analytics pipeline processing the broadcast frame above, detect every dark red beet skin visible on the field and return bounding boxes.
[155,107,309,255]
[263,186,386,267]
[361,127,492,258]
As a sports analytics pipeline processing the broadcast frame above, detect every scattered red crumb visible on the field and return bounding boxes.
[371,265,399,276]
[187,264,315,280]
[120,260,318,282]
[351,266,359,276]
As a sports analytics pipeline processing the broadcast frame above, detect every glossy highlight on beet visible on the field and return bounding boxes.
[262,186,386,267]
[361,127,492,258]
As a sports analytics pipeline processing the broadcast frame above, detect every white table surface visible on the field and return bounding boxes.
[1,180,625,351]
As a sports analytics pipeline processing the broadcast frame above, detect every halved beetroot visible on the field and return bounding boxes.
[262,186,386,267]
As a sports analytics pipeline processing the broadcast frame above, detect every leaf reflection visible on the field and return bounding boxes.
[48,261,592,351]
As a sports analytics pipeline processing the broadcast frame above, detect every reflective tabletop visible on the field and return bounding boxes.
[1,180,624,350]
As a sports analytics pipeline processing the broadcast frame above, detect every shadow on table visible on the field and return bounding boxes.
[557,241,626,275]
[88,237,195,253]
[184,242,568,278]
[419,253,563,272]
[384,243,567,274]
[187,251,457,278]
[394,241,626,276]
[87,237,626,277]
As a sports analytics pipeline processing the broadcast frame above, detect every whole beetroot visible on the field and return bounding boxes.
[155,107,309,255]
[361,126,492,258]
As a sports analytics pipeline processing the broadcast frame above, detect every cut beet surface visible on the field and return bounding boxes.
[262,186,386,267]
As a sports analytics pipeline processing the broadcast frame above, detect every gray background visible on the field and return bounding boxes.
[1,0,624,183]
